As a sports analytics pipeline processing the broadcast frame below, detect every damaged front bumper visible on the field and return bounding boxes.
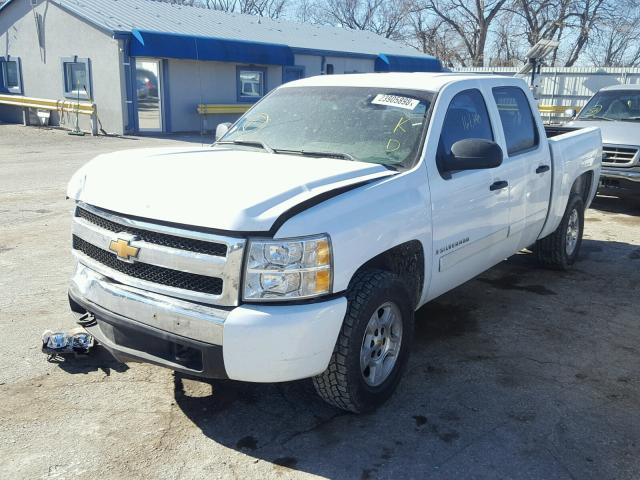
[69,264,347,382]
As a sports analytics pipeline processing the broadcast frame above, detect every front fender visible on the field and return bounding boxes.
[275,166,432,301]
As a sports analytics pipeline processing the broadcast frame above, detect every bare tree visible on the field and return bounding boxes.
[149,0,288,18]
[316,0,414,40]
[292,0,321,23]
[509,0,571,48]
[422,0,510,66]
[585,0,640,66]
[488,12,524,66]
[239,0,288,18]
[563,0,611,66]
[408,8,469,66]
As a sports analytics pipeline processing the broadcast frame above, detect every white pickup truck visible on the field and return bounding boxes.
[67,73,601,412]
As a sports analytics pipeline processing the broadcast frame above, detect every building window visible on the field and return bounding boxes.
[61,57,92,100]
[1,57,22,94]
[237,66,266,103]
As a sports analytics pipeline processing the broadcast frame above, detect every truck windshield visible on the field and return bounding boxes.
[218,86,434,169]
[578,90,640,122]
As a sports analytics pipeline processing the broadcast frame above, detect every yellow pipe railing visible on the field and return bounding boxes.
[0,94,98,135]
[197,104,251,115]
[0,94,95,114]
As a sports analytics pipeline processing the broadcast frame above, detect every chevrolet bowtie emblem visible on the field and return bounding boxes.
[109,237,139,262]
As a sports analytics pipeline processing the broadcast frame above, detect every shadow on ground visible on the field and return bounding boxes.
[28,234,636,478]
[171,293,483,478]
[591,195,640,216]
[49,345,129,377]
[167,237,640,479]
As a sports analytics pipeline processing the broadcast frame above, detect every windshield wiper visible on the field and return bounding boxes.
[617,116,640,122]
[216,140,274,153]
[273,149,357,161]
[580,115,613,121]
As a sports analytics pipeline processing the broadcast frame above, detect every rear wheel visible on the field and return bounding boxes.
[312,270,414,413]
[535,193,585,270]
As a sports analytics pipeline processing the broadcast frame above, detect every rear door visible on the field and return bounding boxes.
[424,83,511,300]
[490,85,552,247]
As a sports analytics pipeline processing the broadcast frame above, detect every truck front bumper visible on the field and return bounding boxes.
[600,168,640,195]
[69,264,347,382]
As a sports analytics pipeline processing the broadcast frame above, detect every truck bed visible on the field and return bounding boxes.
[539,126,602,239]
[544,125,581,138]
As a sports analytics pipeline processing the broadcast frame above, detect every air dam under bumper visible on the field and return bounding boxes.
[69,264,348,382]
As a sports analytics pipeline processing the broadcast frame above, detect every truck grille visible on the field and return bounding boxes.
[73,236,223,295]
[71,203,246,306]
[77,207,227,257]
[602,145,639,166]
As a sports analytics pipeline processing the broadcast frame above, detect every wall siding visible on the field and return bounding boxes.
[166,56,374,133]
[0,1,125,133]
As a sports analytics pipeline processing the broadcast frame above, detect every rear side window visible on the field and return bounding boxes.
[437,89,493,173]
[492,87,539,155]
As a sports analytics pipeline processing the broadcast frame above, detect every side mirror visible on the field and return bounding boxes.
[215,122,232,141]
[442,139,503,172]
[565,108,577,118]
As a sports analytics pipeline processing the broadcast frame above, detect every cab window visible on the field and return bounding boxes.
[437,89,493,175]
[492,86,539,155]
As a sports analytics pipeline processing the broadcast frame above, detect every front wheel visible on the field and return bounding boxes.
[312,270,414,413]
[535,193,585,270]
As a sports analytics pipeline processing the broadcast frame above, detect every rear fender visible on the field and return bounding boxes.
[539,127,601,239]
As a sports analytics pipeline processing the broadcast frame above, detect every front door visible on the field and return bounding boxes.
[425,86,511,300]
[136,59,163,132]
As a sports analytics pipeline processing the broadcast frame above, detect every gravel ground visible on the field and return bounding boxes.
[1,124,639,480]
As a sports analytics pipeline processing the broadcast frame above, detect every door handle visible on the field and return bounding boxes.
[536,165,550,174]
[490,180,508,191]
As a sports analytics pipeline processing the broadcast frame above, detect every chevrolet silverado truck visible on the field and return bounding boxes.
[66,73,601,412]
[566,85,640,200]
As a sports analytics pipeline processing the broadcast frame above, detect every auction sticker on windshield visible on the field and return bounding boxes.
[372,94,420,110]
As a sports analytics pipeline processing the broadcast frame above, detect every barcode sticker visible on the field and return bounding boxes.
[372,94,420,110]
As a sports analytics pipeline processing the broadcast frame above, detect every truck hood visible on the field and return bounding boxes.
[67,146,394,232]
[568,120,640,146]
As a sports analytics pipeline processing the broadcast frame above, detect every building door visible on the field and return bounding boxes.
[283,66,305,84]
[136,59,163,132]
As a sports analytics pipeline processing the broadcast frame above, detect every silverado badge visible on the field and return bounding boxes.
[109,237,139,262]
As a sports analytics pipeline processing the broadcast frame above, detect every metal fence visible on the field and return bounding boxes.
[453,66,640,123]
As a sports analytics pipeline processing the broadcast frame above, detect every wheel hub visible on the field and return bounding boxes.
[566,208,580,256]
[360,302,403,387]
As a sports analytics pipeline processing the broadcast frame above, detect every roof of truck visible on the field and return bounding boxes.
[284,72,527,92]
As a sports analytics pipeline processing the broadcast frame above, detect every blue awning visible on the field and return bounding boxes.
[130,30,295,65]
[375,54,442,73]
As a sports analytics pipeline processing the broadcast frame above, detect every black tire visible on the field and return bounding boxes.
[312,269,414,413]
[535,193,585,270]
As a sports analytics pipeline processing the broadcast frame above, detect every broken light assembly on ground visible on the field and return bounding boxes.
[243,235,333,301]
[41,327,95,358]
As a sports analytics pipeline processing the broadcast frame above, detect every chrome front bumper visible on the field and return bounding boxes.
[69,263,226,345]
[70,263,349,382]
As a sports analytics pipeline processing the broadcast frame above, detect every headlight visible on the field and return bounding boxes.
[243,234,333,301]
